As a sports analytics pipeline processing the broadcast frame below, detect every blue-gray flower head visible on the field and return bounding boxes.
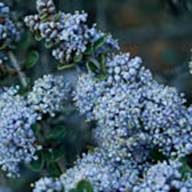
[33,177,63,192]
[0,87,39,177]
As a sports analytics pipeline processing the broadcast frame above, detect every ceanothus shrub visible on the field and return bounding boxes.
[0,0,191,191]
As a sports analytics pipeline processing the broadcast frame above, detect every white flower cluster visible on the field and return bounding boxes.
[60,148,139,192]
[0,74,69,177]
[33,177,64,192]
[33,53,192,192]
[0,87,39,177]
[28,74,70,117]
[75,53,192,158]
[133,160,192,192]
[68,53,192,191]
[24,0,119,64]
[0,2,20,64]
[28,2,192,191]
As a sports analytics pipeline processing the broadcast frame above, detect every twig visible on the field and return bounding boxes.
[8,52,28,88]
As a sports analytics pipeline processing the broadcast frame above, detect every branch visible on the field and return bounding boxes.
[8,52,28,88]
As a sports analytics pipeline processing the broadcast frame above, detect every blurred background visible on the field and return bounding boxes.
[2,0,192,97]
[0,0,191,191]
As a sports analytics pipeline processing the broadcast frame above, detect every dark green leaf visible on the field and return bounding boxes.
[97,74,107,81]
[180,157,192,179]
[100,54,106,73]
[76,180,93,192]
[89,58,100,69]
[55,11,62,21]
[47,162,62,177]
[86,62,97,73]
[51,147,65,162]
[73,54,83,64]
[27,152,44,172]
[150,148,167,162]
[94,36,107,50]
[45,126,65,141]
[31,123,41,138]
[35,33,42,41]
[24,51,39,69]
[45,41,53,49]
[17,33,32,50]
[0,42,7,50]
[85,45,94,55]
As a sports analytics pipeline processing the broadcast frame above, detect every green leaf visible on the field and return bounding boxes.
[24,51,39,69]
[94,36,107,50]
[57,63,76,70]
[0,42,7,50]
[51,147,65,162]
[40,14,49,22]
[45,126,65,141]
[27,152,44,172]
[85,45,94,55]
[180,157,192,179]
[76,180,93,192]
[150,148,167,162]
[86,62,97,73]
[17,33,32,50]
[55,11,62,21]
[89,58,100,69]
[31,123,41,138]
[47,162,62,177]
[35,32,42,41]
[73,54,83,64]
[96,74,107,81]
[45,41,53,49]
[100,54,106,73]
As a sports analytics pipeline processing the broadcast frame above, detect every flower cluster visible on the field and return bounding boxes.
[28,74,70,117]
[0,3,20,64]
[24,0,118,64]
[56,148,139,192]
[65,53,192,190]
[23,1,192,191]
[33,45,192,192]
[0,87,39,177]
[133,160,192,192]
[33,177,64,192]
[0,74,69,177]
[75,53,192,158]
